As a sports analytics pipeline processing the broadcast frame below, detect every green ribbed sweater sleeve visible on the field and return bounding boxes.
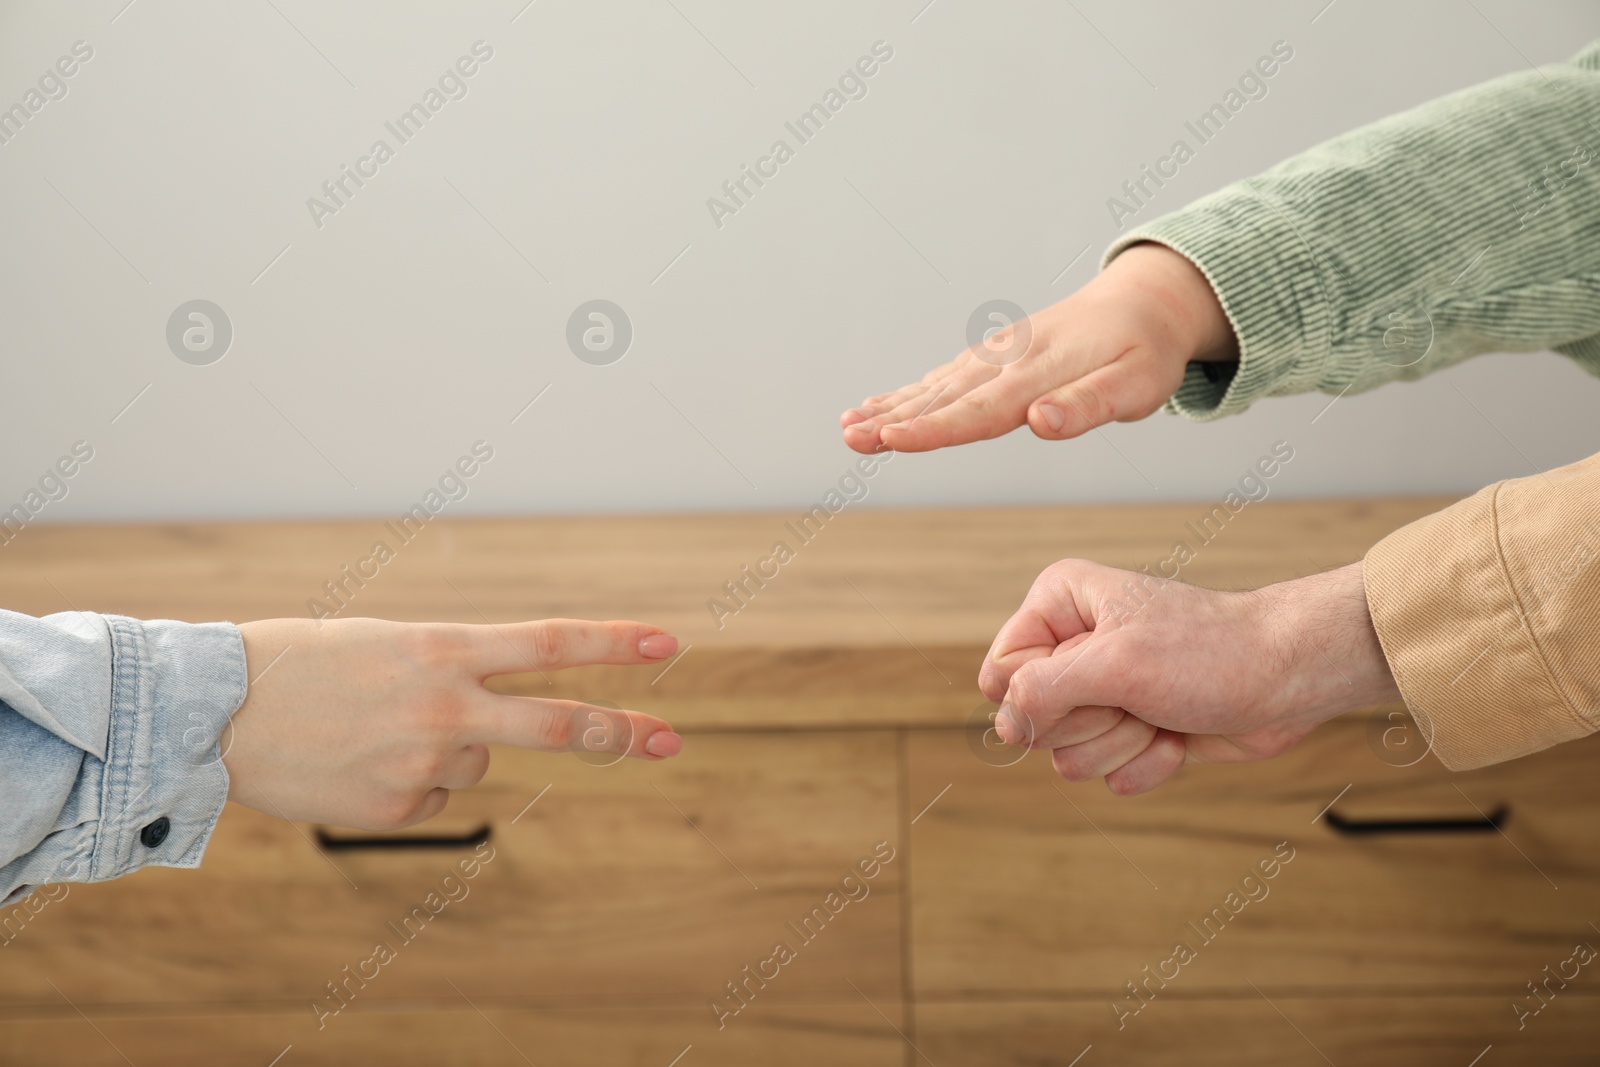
[1103,40,1600,421]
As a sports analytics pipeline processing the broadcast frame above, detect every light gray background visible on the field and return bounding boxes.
[1,0,1596,522]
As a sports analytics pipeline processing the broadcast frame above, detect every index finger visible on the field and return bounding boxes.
[979,578,1097,702]
[978,613,1062,705]
[995,636,1119,746]
[468,619,678,678]
[877,383,1023,453]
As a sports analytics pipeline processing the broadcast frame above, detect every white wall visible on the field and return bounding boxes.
[1,0,1596,523]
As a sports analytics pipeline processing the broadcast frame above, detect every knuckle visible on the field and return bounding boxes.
[1040,557,1089,588]
[1074,384,1111,426]
[460,745,491,785]
[367,794,420,831]
[528,621,570,666]
[1032,329,1067,364]
[400,791,445,828]
[418,689,469,736]
[1254,730,1297,760]
[1004,665,1035,707]
[977,661,1005,701]
[532,706,574,751]
[401,747,448,786]
[1105,773,1139,797]
[889,399,926,424]
[1004,666,1048,720]
[393,691,471,757]
[959,389,999,417]
[1117,390,1163,423]
[405,625,469,672]
[1051,746,1092,782]
[390,729,454,790]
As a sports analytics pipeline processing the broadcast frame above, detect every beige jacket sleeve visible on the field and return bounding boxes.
[1364,450,1600,769]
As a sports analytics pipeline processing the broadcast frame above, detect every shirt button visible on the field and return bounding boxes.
[139,817,171,848]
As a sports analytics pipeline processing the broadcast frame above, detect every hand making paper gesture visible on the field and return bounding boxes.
[840,243,1238,455]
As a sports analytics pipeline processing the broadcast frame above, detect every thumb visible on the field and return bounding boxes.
[1027,362,1149,440]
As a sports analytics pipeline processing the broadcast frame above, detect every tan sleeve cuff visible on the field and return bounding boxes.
[1363,452,1600,770]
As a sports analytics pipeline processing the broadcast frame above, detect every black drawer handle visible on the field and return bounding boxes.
[315,823,492,851]
[1324,805,1508,835]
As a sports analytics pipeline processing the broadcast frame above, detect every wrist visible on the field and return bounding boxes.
[1101,242,1239,364]
[1258,562,1402,729]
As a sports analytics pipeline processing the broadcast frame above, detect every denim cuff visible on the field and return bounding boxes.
[0,614,246,904]
[87,617,246,884]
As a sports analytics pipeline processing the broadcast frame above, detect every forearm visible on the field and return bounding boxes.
[1260,561,1401,736]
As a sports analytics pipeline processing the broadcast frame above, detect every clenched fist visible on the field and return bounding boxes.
[981,560,1402,795]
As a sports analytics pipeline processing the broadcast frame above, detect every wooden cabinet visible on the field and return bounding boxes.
[1,501,1596,1063]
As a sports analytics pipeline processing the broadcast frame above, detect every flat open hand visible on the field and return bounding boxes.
[980,559,1402,795]
[840,244,1238,454]
[223,617,682,829]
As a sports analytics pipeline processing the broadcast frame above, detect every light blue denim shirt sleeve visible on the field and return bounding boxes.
[0,609,246,904]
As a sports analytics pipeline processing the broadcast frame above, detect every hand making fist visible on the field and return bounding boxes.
[981,560,1402,795]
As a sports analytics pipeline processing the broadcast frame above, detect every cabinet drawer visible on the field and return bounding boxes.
[1,732,902,1012]
[917,996,1600,1066]
[908,720,1600,995]
[0,1003,907,1067]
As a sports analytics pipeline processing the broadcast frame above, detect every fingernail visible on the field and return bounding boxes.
[1038,403,1066,432]
[645,731,682,758]
[639,634,677,659]
[995,704,1018,744]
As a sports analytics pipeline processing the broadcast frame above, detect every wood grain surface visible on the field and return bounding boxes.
[0,498,1449,733]
[0,499,1445,645]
